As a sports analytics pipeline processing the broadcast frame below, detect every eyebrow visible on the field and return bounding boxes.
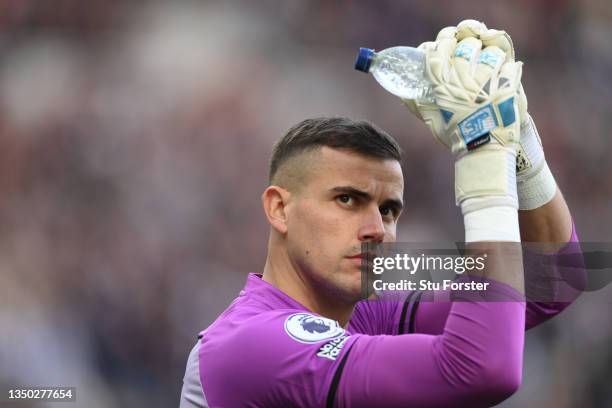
[330,186,404,213]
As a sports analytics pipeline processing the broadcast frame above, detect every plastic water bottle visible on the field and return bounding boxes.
[354,47,434,103]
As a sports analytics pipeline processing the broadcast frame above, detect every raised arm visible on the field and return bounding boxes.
[519,190,571,243]
[516,112,585,325]
[410,151,583,336]
[412,191,583,336]
[336,282,525,407]
[403,20,585,335]
[330,21,529,405]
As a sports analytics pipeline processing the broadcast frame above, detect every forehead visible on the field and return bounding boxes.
[306,147,404,193]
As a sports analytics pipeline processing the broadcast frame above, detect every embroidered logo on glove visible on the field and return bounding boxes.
[458,104,498,149]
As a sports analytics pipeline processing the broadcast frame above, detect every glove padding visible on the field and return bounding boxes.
[451,20,556,209]
[405,24,523,155]
[405,22,524,212]
[455,19,529,128]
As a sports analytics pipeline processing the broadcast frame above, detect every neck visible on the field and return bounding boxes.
[262,246,356,327]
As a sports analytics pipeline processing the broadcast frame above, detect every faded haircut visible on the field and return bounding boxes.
[269,117,402,188]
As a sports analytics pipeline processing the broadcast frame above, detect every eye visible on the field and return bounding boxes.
[380,206,398,220]
[337,194,353,204]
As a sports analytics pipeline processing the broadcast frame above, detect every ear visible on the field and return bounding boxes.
[261,186,291,234]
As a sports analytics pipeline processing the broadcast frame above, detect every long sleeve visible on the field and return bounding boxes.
[334,280,525,408]
[412,224,584,335]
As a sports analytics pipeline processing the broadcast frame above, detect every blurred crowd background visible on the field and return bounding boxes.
[0,1,610,407]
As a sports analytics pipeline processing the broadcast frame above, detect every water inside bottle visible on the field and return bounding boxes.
[372,48,434,103]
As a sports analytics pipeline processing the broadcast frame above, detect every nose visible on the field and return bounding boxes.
[358,207,385,243]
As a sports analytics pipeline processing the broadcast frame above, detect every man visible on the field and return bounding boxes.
[180,20,580,407]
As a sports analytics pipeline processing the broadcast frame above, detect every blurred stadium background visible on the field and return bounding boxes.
[0,1,610,407]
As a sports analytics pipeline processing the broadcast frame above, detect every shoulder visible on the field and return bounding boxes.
[200,309,355,406]
[350,291,414,335]
[202,309,349,361]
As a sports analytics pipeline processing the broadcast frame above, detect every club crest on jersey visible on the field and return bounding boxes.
[284,313,345,344]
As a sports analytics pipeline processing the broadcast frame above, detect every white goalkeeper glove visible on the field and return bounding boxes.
[454,20,557,211]
[405,25,522,213]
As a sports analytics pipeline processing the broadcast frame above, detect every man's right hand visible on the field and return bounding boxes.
[404,21,524,215]
[408,20,557,212]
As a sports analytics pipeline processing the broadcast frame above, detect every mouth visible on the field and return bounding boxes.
[347,255,363,260]
[345,253,375,268]
[346,252,376,260]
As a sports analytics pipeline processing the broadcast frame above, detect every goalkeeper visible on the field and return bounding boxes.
[180,20,582,407]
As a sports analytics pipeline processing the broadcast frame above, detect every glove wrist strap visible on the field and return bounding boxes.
[517,114,557,210]
[518,162,557,210]
[455,147,518,212]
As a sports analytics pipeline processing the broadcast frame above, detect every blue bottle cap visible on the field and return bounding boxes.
[354,47,374,73]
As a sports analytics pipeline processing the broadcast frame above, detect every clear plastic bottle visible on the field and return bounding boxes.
[354,47,434,103]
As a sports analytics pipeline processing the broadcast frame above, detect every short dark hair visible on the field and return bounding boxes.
[269,117,402,184]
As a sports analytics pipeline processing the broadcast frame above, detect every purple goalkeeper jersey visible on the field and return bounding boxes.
[180,228,581,407]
